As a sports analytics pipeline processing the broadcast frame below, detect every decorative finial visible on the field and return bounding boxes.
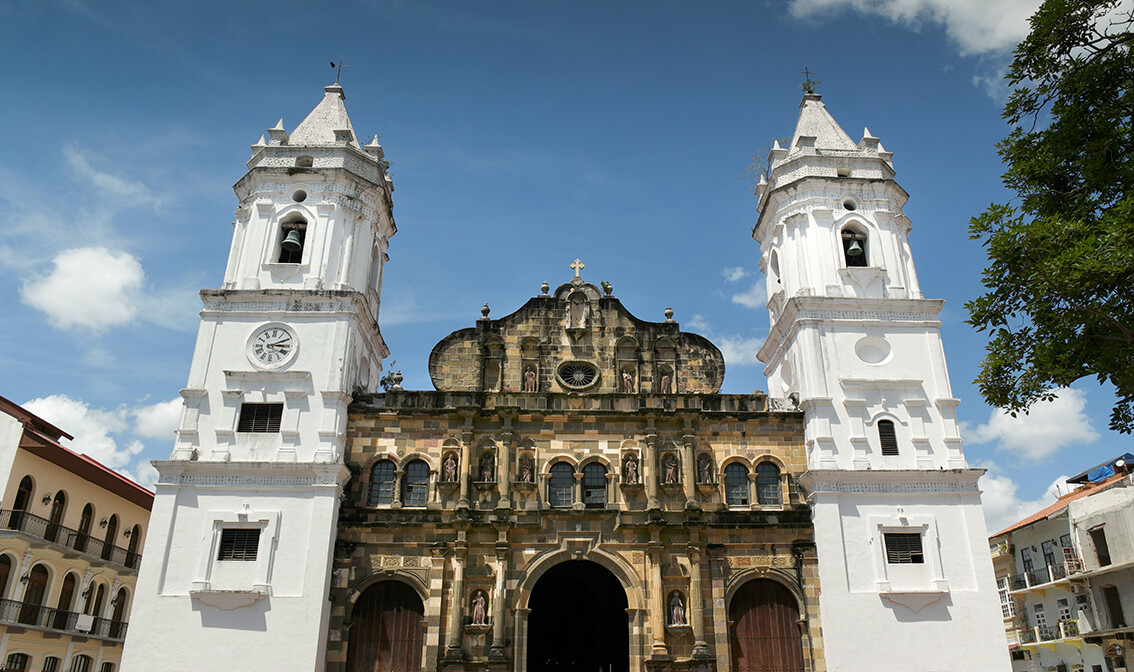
[601,280,613,296]
[570,258,585,278]
[391,371,403,392]
[480,302,491,319]
[799,66,820,95]
[664,307,675,323]
[330,57,350,84]
[540,281,550,297]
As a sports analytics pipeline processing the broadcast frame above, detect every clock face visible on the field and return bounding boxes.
[249,326,296,368]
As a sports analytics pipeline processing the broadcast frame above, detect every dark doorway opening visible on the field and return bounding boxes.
[528,560,629,672]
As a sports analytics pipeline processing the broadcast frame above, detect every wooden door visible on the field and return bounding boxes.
[729,579,805,672]
[347,581,424,672]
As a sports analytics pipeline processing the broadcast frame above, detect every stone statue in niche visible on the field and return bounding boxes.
[659,371,672,394]
[622,370,634,393]
[519,455,534,483]
[669,592,686,626]
[443,453,458,482]
[698,454,714,483]
[568,294,589,330]
[471,590,487,625]
[623,454,639,484]
[480,453,495,482]
[523,366,537,392]
[664,454,679,484]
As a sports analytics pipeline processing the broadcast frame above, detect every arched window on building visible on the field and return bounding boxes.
[45,491,66,543]
[126,524,142,569]
[878,419,899,456]
[368,460,396,506]
[725,463,750,507]
[582,463,607,508]
[401,460,429,508]
[109,587,128,639]
[0,555,11,600]
[4,653,29,671]
[53,573,77,630]
[19,564,49,625]
[9,476,33,531]
[549,463,574,508]
[76,504,94,553]
[42,657,59,672]
[102,515,118,561]
[68,655,92,672]
[346,581,424,672]
[756,463,782,507]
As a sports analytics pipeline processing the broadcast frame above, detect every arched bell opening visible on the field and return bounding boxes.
[527,560,629,672]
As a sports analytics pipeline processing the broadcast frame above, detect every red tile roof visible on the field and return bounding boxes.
[990,473,1126,538]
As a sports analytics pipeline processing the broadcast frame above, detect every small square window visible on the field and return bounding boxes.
[237,403,283,433]
[218,528,261,561]
[884,532,924,564]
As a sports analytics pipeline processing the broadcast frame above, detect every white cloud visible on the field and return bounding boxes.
[979,462,1069,533]
[688,314,711,332]
[788,0,1041,56]
[21,247,144,331]
[133,398,181,440]
[22,394,140,469]
[965,388,1099,460]
[717,336,764,367]
[130,460,159,490]
[722,266,747,283]
[731,282,767,309]
[64,145,162,209]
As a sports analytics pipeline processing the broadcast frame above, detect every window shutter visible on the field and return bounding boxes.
[237,403,283,433]
[878,420,899,456]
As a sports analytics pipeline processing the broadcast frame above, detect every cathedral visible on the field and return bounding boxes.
[119,84,1011,672]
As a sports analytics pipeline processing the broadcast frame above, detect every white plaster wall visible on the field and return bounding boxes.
[1070,483,1134,570]
[0,412,25,503]
[120,471,343,672]
[812,490,1011,671]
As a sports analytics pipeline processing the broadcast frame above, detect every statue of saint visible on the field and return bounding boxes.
[659,372,672,394]
[624,455,639,484]
[698,454,713,483]
[669,592,686,626]
[443,453,458,482]
[664,454,679,484]
[568,294,589,330]
[524,366,537,392]
[480,452,495,482]
[471,590,487,625]
[519,455,534,483]
[622,370,634,393]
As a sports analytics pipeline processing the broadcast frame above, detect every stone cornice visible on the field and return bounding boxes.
[798,468,985,499]
[757,295,944,366]
[153,460,351,489]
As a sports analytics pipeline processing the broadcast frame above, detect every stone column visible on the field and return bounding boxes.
[706,545,731,666]
[682,420,697,509]
[687,544,711,658]
[645,422,660,510]
[499,425,513,508]
[748,471,758,510]
[391,469,405,509]
[445,539,468,658]
[489,542,510,659]
[458,425,473,509]
[572,472,585,511]
[647,542,669,658]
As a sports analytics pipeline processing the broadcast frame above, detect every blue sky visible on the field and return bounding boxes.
[0,0,1125,531]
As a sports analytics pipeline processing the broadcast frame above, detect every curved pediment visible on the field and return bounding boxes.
[428,274,724,394]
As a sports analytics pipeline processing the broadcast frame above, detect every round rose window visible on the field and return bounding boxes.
[557,362,598,389]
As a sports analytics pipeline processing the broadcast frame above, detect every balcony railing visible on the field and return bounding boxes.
[1014,619,1082,645]
[0,510,140,571]
[1008,561,1071,592]
[0,598,127,641]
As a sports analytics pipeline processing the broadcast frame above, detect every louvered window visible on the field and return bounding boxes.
[878,420,899,456]
[884,533,924,564]
[218,528,261,561]
[237,403,283,433]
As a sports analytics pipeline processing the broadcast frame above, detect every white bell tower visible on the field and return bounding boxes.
[121,84,395,672]
[754,93,1010,671]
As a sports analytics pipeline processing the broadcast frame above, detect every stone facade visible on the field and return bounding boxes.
[325,276,824,672]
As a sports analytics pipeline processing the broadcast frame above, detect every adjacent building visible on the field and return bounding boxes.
[0,396,153,672]
[990,454,1134,672]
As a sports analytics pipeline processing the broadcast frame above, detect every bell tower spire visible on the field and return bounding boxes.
[754,94,1010,671]
[121,84,396,672]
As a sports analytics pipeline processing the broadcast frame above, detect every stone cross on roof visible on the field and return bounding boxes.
[570,258,585,278]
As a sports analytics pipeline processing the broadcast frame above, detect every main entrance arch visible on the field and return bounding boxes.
[528,560,629,672]
[729,579,805,672]
[347,580,425,672]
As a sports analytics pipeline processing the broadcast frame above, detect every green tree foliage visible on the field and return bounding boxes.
[967,0,1134,432]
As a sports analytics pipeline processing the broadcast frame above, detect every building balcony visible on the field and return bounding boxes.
[0,510,140,572]
[1008,563,1071,596]
[1013,619,1083,649]
[0,598,127,642]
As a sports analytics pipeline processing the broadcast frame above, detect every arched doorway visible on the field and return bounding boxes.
[346,580,425,672]
[46,491,66,543]
[9,476,32,530]
[528,560,629,672]
[102,515,118,561]
[729,579,805,672]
